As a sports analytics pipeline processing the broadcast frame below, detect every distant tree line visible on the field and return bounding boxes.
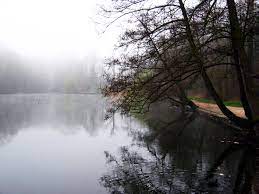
[0,50,102,94]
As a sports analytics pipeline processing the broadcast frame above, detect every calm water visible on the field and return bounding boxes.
[0,94,251,194]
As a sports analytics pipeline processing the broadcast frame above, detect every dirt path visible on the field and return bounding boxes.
[193,100,246,118]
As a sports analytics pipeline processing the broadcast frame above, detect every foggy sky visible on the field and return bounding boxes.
[0,0,118,69]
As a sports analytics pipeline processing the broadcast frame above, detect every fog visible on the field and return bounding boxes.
[0,0,117,93]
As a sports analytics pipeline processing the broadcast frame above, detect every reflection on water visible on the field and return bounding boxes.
[0,95,257,193]
[0,94,106,139]
[0,94,146,194]
[100,104,258,194]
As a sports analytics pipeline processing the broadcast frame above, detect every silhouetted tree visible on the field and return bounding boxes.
[101,0,259,130]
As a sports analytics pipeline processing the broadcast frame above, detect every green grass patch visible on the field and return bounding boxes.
[189,97,242,107]
[223,101,242,107]
[189,97,214,104]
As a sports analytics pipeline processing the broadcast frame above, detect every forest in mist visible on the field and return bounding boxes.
[0,47,103,94]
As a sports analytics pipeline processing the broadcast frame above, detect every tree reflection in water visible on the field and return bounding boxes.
[0,94,107,144]
[100,111,258,194]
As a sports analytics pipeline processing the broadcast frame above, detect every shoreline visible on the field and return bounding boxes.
[193,100,248,133]
[193,100,245,118]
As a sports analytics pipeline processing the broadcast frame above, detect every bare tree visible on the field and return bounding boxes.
[101,0,259,130]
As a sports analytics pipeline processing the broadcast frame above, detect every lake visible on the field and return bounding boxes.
[0,94,253,194]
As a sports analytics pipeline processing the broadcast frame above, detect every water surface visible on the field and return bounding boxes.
[0,94,245,193]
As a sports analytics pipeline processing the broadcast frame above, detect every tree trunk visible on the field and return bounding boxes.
[226,0,254,121]
[178,0,253,129]
[248,2,259,130]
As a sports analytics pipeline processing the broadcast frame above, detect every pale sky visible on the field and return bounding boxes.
[0,0,118,65]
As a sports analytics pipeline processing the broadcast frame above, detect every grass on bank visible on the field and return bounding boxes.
[189,97,242,107]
